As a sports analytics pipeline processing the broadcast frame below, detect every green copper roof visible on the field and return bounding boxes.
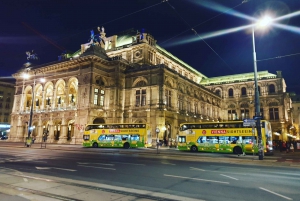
[156,45,207,79]
[200,71,277,85]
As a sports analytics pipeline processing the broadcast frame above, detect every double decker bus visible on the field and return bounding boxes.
[83,123,151,149]
[178,120,273,155]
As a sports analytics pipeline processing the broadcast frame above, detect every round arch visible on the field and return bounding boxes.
[93,118,105,124]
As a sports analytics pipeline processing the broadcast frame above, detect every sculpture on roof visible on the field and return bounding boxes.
[26,50,38,60]
[89,27,105,46]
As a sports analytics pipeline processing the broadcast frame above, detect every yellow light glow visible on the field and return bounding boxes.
[23,73,30,79]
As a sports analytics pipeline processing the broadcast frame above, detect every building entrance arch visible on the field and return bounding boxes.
[93,118,105,124]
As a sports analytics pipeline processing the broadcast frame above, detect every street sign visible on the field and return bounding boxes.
[243,119,256,127]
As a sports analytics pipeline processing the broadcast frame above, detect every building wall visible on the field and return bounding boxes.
[202,71,292,141]
[9,29,292,143]
[0,81,15,135]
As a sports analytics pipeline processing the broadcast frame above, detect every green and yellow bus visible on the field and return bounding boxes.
[83,123,151,149]
[177,120,273,155]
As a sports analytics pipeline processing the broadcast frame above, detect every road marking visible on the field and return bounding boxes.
[210,165,260,171]
[190,167,206,171]
[162,162,176,165]
[15,174,52,182]
[35,167,77,172]
[164,174,229,184]
[112,162,145,166]
[220,174,238,180]
[259,187,292,200]
[78,165,116,170]
[77,162,114,166]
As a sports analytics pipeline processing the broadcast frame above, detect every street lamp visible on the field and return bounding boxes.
[252,16,272,160]
[24,69,36,145]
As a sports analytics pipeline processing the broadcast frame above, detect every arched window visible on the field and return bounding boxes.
[269,84,275,94]
[215,89,221,96]
[241,87,247,96]
[228,88,234,97]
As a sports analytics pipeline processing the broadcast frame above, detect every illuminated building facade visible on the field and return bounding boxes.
[0,80,14,136]
[9,28,291,143]
[10,29,221,144]
[201,71,293,140]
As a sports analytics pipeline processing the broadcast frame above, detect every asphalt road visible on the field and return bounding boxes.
[0,142,299,201]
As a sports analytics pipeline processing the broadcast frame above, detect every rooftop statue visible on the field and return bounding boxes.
[89,27,105,46]
[26,50,38,60]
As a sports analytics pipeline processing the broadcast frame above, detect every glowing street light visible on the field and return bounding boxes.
[252,15,273,160]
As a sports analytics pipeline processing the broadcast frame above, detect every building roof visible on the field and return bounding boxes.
[200,71,277,85]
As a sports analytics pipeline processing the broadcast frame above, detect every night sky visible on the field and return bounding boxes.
[1,0,300,92]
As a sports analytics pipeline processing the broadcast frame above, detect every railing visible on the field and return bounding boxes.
[20,105,77,113]
[4,136,83,145]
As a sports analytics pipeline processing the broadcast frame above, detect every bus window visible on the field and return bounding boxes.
[131,135,140,141]
[114,135,122,141]
[242,136,254,144]
[197,137,203,143]
[98,135,106,141]
[178,136,186,143]
[122,135,129,141]
[207,136,218,144]
[106,135,114,141]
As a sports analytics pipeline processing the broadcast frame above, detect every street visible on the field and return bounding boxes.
[0,142,300,201]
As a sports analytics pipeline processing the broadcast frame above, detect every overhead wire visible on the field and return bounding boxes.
[257,52,300,62]
[57,0,166,44]
[162,0,247,73]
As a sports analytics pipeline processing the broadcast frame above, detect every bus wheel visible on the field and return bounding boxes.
[123,142,130,149]
[233,146,242,155]
[92,142,98,148]
[191,145,198,152]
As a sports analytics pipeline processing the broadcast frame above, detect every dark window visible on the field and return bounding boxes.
[241,87,247,96]
[228,89,234,97]
[269,108,279,120]
[269,84,275,93]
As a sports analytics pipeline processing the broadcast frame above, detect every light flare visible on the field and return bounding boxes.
[188,0,255,21]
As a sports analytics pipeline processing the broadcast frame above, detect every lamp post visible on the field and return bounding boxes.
[252,16,272,160]
[28,76,36,140]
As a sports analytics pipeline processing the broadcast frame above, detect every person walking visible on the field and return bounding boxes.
[290,143,294,153]
[286,141,290,153]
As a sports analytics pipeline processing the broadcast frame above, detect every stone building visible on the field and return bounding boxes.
[201,71,293,141]
[10,28,222,144]
[0,80,15,135]
[289,93,300,140]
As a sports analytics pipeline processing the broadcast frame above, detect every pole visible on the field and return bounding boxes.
[28,77,35,140]
[156,127,160,154]
[252,27,263,160]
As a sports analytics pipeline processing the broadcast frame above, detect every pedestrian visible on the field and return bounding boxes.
[279,141,283,152]
[286,141,290,153]
[290,143,294,153]
[282,141,286,152]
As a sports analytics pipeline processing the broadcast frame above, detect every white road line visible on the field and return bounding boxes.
[190,167,206,171]
[78,165,116,170]
[260,187,293,200]
[164,174,229,184]
[162,162,176,165]
[15,174,52,182]
[112,162,145,166]
[220,174,238,180]
[77,162,114,166]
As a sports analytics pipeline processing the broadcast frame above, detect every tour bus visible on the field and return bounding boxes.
[178,120,273,155]
[83,123,151,148]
